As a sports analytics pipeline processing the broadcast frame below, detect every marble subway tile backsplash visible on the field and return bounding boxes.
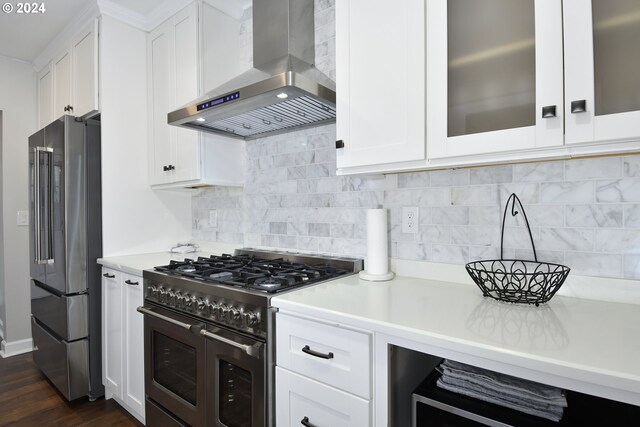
[192,121,640,280]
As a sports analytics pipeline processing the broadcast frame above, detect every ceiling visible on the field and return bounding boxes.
[0,0,252,63]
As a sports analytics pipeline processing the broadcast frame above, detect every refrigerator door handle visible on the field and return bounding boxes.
[33,147,41,263]
[34,147,54,264]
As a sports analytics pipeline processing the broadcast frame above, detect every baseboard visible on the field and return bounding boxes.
[0,338,33,358]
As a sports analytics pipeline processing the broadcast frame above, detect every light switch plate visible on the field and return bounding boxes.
[17,210,28,226]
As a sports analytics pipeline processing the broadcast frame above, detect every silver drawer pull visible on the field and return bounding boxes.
[199,329,261,359]
[302,345,334,360]
[301,416,318,427]
[136,306,201,333]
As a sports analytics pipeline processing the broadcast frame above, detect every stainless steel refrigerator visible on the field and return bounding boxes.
[29,115,103,401]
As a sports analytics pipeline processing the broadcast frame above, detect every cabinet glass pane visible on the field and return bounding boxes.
[448,0,536,137]
[593,0,640,116]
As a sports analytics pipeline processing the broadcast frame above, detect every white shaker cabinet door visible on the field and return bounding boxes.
[53,48,72,120]
[171,3,201,184]
[148,22,174,186]
[123,273,145,421]
[102,268,123,399]
[71,19,99,118]
[336,0,426,170]
[38,62,54,128]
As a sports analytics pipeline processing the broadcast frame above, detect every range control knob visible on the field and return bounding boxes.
[184,294,193,309]
[220,305,230,319]
[196,298,206,311]
[148,285,158,297]
[208,302,220,317]
[243,311,259,326]
[175,291,183,306]
[230,307,241,321]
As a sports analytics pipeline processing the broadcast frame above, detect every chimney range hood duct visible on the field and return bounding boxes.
[168,0,336,140]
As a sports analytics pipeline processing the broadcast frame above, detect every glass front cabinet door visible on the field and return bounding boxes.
[564,0,640,145]
[427,0,564,159]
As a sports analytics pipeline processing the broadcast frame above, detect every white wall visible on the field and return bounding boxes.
[0,56,37,355]
[100,16,191,256]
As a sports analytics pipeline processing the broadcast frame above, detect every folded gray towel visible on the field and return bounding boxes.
[436,359,567,422]
[437,377,564,422]
[441,359,567,406]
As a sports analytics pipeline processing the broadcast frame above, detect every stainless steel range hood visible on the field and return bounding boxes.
[168,0,336,140]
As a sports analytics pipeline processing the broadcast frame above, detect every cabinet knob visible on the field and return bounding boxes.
[103,273,115,278]
[571,100,587,114]
[541,105,557,118]
[168,164,175,171]
[335,140,345,149]
[124,279,139,286]
[163,165,169,171]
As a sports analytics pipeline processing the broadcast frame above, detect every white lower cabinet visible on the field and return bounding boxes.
[101,267,145,423]
[276,312,373,426]
[276,368,370,427]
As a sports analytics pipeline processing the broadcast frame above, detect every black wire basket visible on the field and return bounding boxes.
[465,193,570,306]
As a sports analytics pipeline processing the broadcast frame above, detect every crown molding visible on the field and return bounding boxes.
[203,0,246,21]
[98,0,202,32]
[145,0,194,30]
[32,0,100,72]
[97,0,149,30]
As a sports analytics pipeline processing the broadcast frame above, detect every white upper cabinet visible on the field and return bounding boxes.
[71,19,100,118]
[336,0,426,172]
[427,0,564,160]
[564,0,640,145]
[53,47,73,119]
[38,62,54,129]
[37,17,100,125]
[147,2,244,189]
[149,22,177,186]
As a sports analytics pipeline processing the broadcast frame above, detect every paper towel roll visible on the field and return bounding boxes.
[359,208,395,281]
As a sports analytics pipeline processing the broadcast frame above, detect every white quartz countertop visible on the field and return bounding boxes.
[272,274,640,405]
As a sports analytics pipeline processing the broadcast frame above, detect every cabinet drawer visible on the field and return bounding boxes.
[276,367,370,427]
[276,313,371,399]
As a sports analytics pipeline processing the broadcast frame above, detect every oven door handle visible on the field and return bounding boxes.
[199,329,262,359]
[137,306,203,333]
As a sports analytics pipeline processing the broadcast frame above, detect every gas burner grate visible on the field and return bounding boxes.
[154,253,351,293]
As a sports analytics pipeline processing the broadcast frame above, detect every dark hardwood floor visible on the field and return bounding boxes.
[0,352,142,426]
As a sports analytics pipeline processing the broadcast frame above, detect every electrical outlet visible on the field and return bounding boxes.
[208,209,218,228]
[402,206,419,234]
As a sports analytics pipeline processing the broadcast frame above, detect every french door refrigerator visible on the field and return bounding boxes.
[28,115,103,400]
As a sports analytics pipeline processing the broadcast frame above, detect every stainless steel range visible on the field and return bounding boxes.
[138,249,363,426]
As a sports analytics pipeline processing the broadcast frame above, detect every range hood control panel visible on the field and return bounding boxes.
[197,91,241,112]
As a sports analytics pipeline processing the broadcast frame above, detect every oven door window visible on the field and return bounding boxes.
[204,325,265,427]
[219,360,252,426]
[153,331,198,405]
